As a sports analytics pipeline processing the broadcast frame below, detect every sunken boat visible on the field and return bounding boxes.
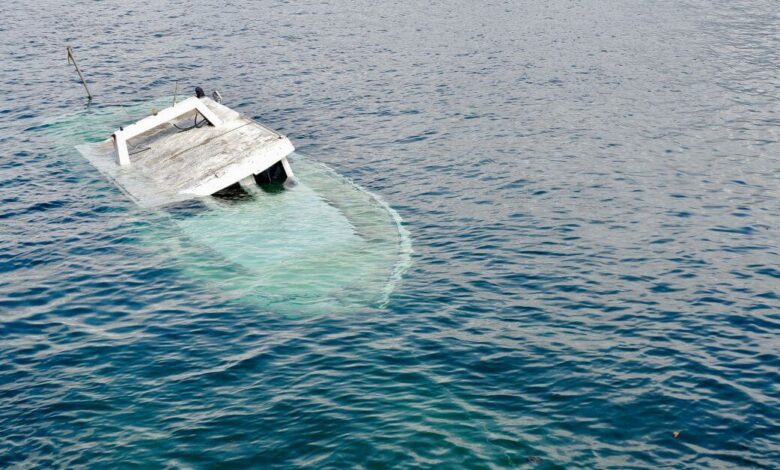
[57,88,412,315]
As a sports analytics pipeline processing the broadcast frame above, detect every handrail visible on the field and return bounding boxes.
[112,97,222,166]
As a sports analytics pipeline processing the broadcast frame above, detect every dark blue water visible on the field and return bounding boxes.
[2,0,780,467]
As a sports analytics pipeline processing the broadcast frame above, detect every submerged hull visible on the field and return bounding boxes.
[45,98,412,315]
[158,153,411,315]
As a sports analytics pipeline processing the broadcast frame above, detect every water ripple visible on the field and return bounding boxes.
[2,0,780,467]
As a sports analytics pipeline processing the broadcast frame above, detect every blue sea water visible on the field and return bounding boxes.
[2,0,780,468]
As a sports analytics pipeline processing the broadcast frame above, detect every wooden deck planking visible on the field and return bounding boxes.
[76,98,295,207]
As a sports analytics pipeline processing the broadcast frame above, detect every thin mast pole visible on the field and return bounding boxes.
[66,46,92,101]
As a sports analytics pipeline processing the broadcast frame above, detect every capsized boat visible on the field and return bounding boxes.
[52,90,411,315]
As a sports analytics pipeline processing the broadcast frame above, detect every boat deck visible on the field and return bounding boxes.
[76,98,294,207]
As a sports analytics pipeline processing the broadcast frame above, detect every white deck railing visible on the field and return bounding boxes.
[112,97,222,166]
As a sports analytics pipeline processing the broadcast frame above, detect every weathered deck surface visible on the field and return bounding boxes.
[76,98,294,207]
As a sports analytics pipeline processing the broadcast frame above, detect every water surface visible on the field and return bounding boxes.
[1,0,779,467]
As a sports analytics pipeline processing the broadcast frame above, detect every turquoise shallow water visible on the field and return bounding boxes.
[2,0,780,468]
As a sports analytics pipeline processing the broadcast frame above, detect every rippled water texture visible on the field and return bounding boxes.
[2,0,779,467]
